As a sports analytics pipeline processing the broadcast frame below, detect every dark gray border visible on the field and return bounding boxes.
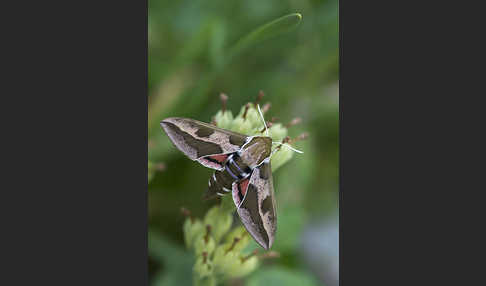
[1,0,148,284]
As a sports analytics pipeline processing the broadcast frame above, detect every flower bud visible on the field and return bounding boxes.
[212,244,239,276]
[230,117,253,135]
[193,251,213,279]
[204,205,232,243]
[214,110,234,130]
[224,227,250,253]
[268,123,288,143]
[194,227,216,257]
[183,218,204,249]
[245,107,262,130]
[228,254,259,278]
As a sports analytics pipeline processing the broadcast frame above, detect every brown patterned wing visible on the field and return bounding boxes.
[160,117,248,170]
[232,161,276,250]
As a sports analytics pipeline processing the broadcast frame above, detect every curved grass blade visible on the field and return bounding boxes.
[227,13,302,61]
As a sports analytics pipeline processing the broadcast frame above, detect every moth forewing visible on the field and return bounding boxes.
[160,117,248,170]
[233,160,276,250]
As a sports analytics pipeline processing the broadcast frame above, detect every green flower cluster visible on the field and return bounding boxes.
[184,197,258,286]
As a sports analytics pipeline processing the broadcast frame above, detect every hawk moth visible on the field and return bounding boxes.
[161,111,294,250]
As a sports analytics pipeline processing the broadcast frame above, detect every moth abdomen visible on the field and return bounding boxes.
[205,169,233,199]
[204,153,252,200]
[225,153,252,179]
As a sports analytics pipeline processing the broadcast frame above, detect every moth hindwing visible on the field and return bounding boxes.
[161,117,277,250]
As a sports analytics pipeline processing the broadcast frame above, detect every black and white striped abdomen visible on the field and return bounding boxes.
[204,153,252,199]
[225,153,252,180]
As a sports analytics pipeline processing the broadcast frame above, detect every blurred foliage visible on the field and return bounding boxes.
[148,0,338,285]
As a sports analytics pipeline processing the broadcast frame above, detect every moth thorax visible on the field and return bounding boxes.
[239,137,272,168]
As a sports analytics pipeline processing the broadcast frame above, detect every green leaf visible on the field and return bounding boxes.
[227,13,302,61]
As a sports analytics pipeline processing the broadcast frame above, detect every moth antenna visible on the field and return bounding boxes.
[270,136,303,157]
[272,142,304,154]
[257,104,269,137]
[270,136,288,156]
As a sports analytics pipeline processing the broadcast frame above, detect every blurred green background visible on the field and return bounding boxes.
[148,0,338,285]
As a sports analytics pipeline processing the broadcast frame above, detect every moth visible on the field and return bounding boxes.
[160,107,296,250]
